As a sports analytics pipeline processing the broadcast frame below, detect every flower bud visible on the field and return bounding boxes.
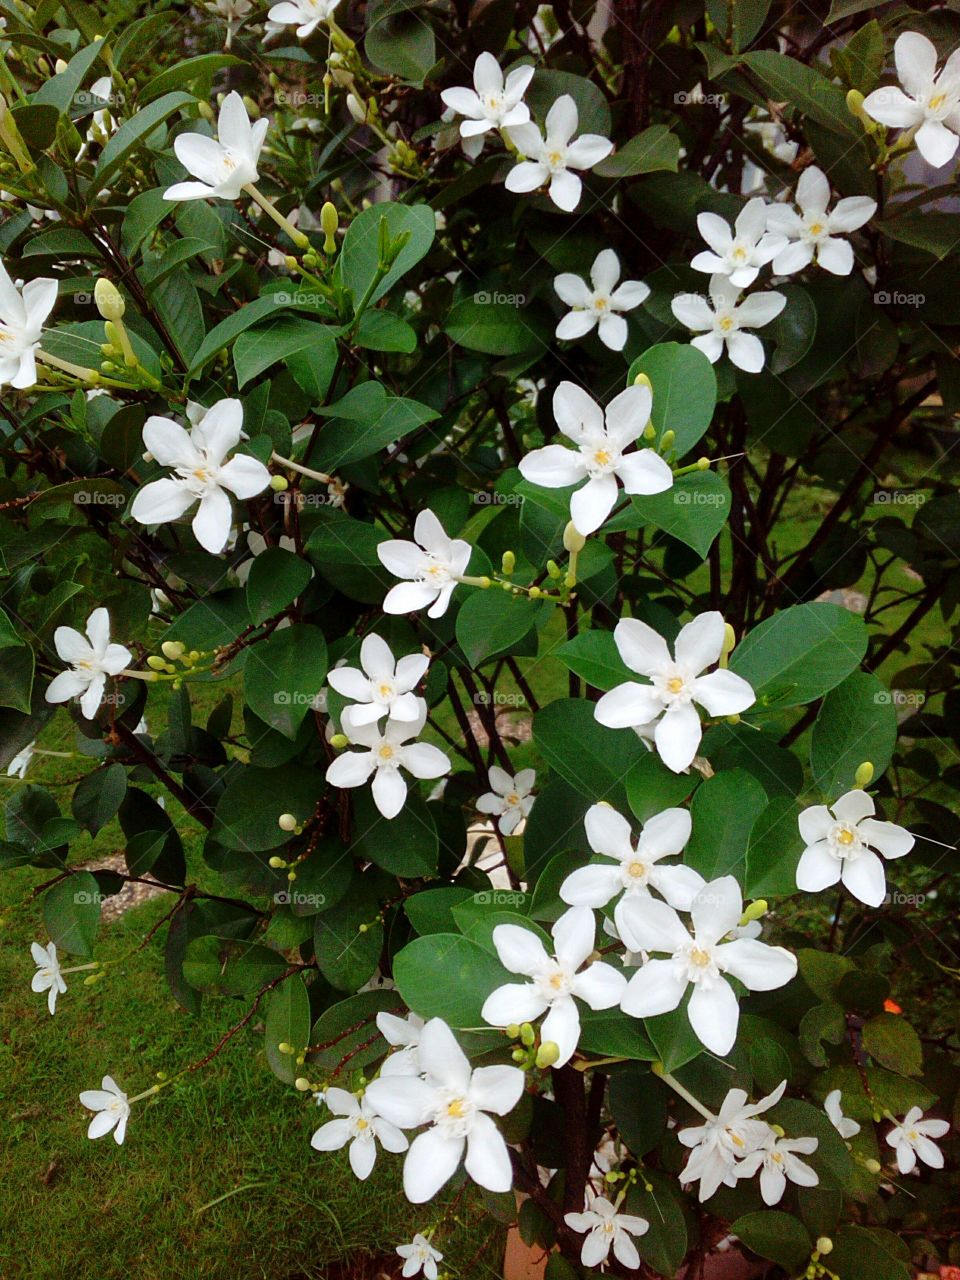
[816,1238,833,1257]
[501,550,515,576]
[294,1077,312,1091]
[519,1022,535,1047]
[740,898,768,924]
[643,422,656,440]
[546,560,561,579]
[846,89,873,129]
[345,93,367,125]
[511,1047,526,1063]
[161,640,185,661]
[278,813,298,832]
[268,856,286,869]
[721,623,737,659]
[320,200,339,254]
[633,372,652,390]
[864,1157,881,1174]
[528,586,541,599]
[854,761,874,788]
[278,1042,294,1055]
[535,1041,560,1069]
[94,278,125,321]
[697,456,710,470]
[287,869,296,881]
[563,521,586,553]
[505,1023,521,1039]
[659,429,675,453]
[197,100,215,122]
[269,474,289,492]
[146,655,166,670]
[330,733,349,749]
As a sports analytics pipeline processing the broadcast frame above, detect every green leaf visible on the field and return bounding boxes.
[365,2,436,84]
[579,1009,657,1060]
[606,471,731,557]
[810,669,898,796]
[731,1211,811,1270]
[245,547,312,625]
[233,319,336,391]
[533,698,647,809]
[355,308,417,353]
[627,1173,689,1276]
[741,51,853,134]
[405,886,477,934]
[140,53,243,103]
[94,91,196,189]
[445,295,548,356]
[183,935,289,996]
[0,645,34,714]
[351,789,438,879]
[645,1003,704,1072]
[311,385,438,469]
[554,630,632,692]
[393,933,511,1027]
[625,753,698,822]
[264,972,311,1084]
[313,872,385,992]
[745,796,804,897]
[594,125,680,178]
[187,292,327,377]
[456,590,542,667]
[32,41,104,113]
[707,0,772,51]
[71,763,127,836]
[243,624,328,739]
[862,1012,922,1077]
[829,1226,911,1280]
[626,342,717,459]
[310,989,405,1074]
[340,202,435,308]
[305,515,390,604]
[684,769,768,881]
[43,872,100,957]
[729,603,868,709]
[526,70,611,136]
[211,765,325,852]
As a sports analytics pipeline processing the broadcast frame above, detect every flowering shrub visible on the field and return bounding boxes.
[1,1,958,1276]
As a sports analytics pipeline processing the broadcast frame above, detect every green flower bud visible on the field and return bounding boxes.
[520,1022,535,1047]
[268,857,286,869]
[146,655,166,670]
[320,201,339,254]
[816,1239,833,1257]
[269,474,289,492]
[330,733,349,749]
[501,550,515,576]
[161,640,185,661]
[563,521,586,553]
[535,1040,560,1069]
[294,1077,312,1091]
[633,372,652,390]
[95,278,125,321]
[854,761,874,788]
[278,813,298,832]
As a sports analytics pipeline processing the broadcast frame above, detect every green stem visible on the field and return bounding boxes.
[242,183,309,248]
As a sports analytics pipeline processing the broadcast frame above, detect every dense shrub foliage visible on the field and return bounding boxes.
[1,0,958,1275]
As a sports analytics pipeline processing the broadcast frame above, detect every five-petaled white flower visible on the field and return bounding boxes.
[396,1233,443,1280]
[594,611,755,773]
[440,53,533,150]
[766,167,876,277]
[80,1075,131,1144]
[561,802,701,912]
[267,0,340,40]
[505,95,612,212]
[671,275,785,372]
[31,941,66,1015]
[0,261,57,390]
[377,509,472,619]
[735,1131,819,1205]
[564,1196,650,1270]
[824,1089,861,1141]
[476,766,536,835]
[691,198,787,288]
[519,381,672,537]
[7,740,35,779]
[326,703,450,820]
[796,789,914,909]
[130,398,271,554]
[45,607,132,721]
[481,907,627,1066]
[885,1106,950,1174]
[377,1009,425,1077]
[863,31,960,169]
[164,92,268,202]
[310,1086,408,1180]
[328,633,429,730]
[678,1081,786,1202]
[618,876,797,1056]
[554,249,650,350]
[364,1016,525,1202]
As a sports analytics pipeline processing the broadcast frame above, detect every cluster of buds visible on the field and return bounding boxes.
[506,1022,561,1071]
[145,641,207,688]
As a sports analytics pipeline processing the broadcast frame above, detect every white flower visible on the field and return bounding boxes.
[364,1017,525,1202]
[766,167,876,277]
[440,53,533,151]
[0,261,57,389]
[45,607,132,721]
[678,1081,785,1202]
[396,1234,443,1280]
[561,802,702,911]
[863,31,960,168]
[30,941,66,1015]
[796,790,914,909]
[205,0,253,16]
[735,1131,819,1204]
[505,95,612,212]
[163,92,268,202]
[7,740,35,779]
[824,1089,861,1141]
[691,198,787,288]
[744,117,799,166]
[618,876,797,1056]
[594,611,755,773]
[377,1009,425,1077]
[130,399,271,554]
[377,509,472,619]
[79,1075,131,1144]
[564,1196,649,1269]
[328,634,429,729]
[476,767,536,835]
[267,0,340,39]
[554,249,650,350]
[671,275,785,373]
[519,381,672,537]
[885,1106,950,1174]
[325,702,450,820]
[310,1087,408,1179]
[481,907,627,1066]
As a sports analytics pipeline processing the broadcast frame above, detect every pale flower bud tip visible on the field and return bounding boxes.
[854,761,874,787]
[563,521,586,553]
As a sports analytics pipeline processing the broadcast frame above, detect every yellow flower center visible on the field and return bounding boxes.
[378,683,393,698]
[732,246,747,260]
[506,792,520,807]
[595,296,609,310]
[355,1117,368,1130]
[547,150,564,167]
[446,1098,467,1119]
[627,860,646,879]
[929,93,946,111]
[809,221,825,236]
[836,827,855,845]
[667,677,684,694]
[192,466,211,483]
[549,972,565,990]
[907,1129,918,1141]
[689,946,712,967]
[719,315,735,332]
[378,743,395,761]
[593,448,611,467]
